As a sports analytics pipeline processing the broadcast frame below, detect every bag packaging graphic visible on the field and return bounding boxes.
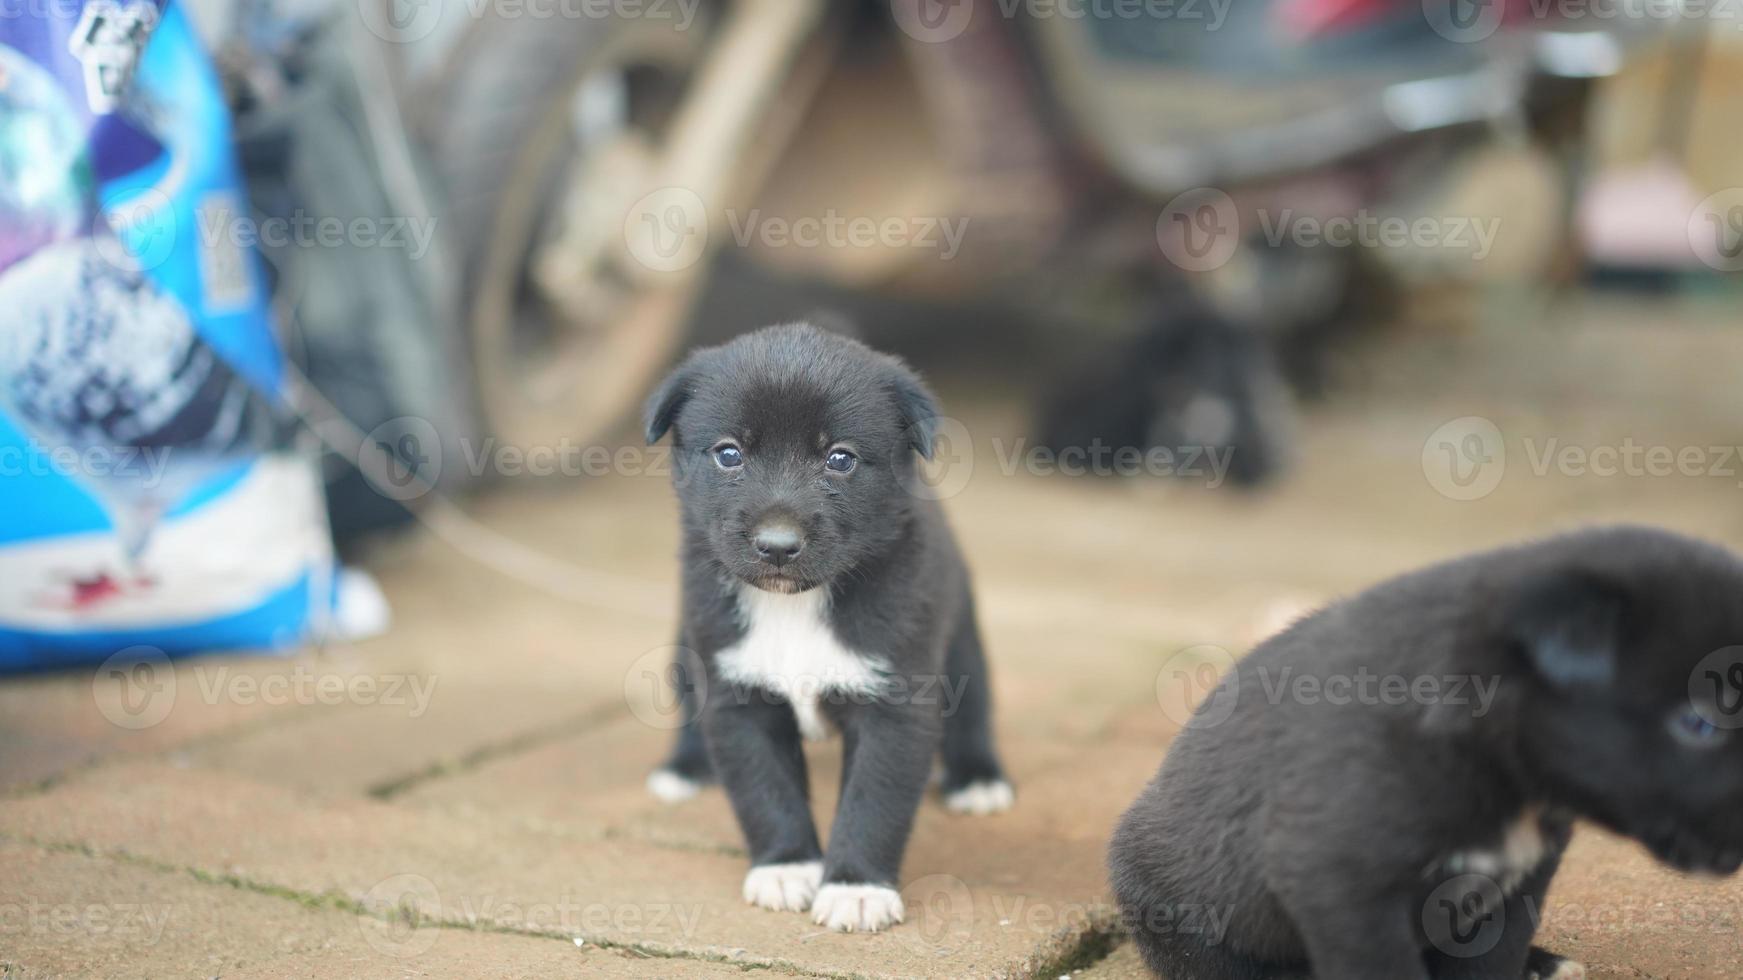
[0,0,374,669]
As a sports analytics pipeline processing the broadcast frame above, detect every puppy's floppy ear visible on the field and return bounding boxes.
[887,360,941,460]
[1505,571,1627,689]
[644,356,699,445]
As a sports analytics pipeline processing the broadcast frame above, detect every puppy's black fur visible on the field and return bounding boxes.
[1110,526,1743,979]
[645,324,1008,927]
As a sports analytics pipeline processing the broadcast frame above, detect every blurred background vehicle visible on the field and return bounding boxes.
[10,0,1737,648]
[197,0,1677,533]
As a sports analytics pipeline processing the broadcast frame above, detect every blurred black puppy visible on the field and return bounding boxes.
[643,323,1010,932]
[1110,526,1743,980]
[1038,305,1292,488]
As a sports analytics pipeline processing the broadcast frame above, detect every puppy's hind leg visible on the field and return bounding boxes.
[647,643,714,803]
[938,596,1013,815]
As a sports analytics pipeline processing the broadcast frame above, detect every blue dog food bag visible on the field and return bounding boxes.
[0,0,358,668]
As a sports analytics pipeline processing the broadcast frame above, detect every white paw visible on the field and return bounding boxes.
[811,883,905,932]
[1542,960,1587,980]
[646,769,701,803]
[943,780,1014,815]
[742,861,823,912]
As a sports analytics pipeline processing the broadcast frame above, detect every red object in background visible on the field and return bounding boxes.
[1275,0,1396,39]
[1276,0,1539,40]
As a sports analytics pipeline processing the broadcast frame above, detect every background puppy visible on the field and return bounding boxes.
[644,323,1011,933]
[1110,525,1743,979]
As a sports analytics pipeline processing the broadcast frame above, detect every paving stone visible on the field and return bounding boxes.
[0,838,748,979]
[0,763,1104,979]
[0,656,313,794]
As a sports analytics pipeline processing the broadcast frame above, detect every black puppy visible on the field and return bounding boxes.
[1110,526,1743,979]
[643,323,1011,932]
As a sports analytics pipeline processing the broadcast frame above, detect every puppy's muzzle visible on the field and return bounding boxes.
[752,522,805,568]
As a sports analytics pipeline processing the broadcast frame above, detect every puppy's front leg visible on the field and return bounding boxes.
[812,701,936,933]
[704,687,824,912]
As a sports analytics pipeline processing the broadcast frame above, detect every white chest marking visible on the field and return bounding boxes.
[1442,808,1551,895]
[714,587,888,741]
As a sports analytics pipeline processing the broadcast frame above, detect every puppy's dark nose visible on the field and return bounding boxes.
[753,524,804,567]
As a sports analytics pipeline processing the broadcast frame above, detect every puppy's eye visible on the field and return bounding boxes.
[825,449,857,474]
[712,444,743,470]
[1668,705,1731,749]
